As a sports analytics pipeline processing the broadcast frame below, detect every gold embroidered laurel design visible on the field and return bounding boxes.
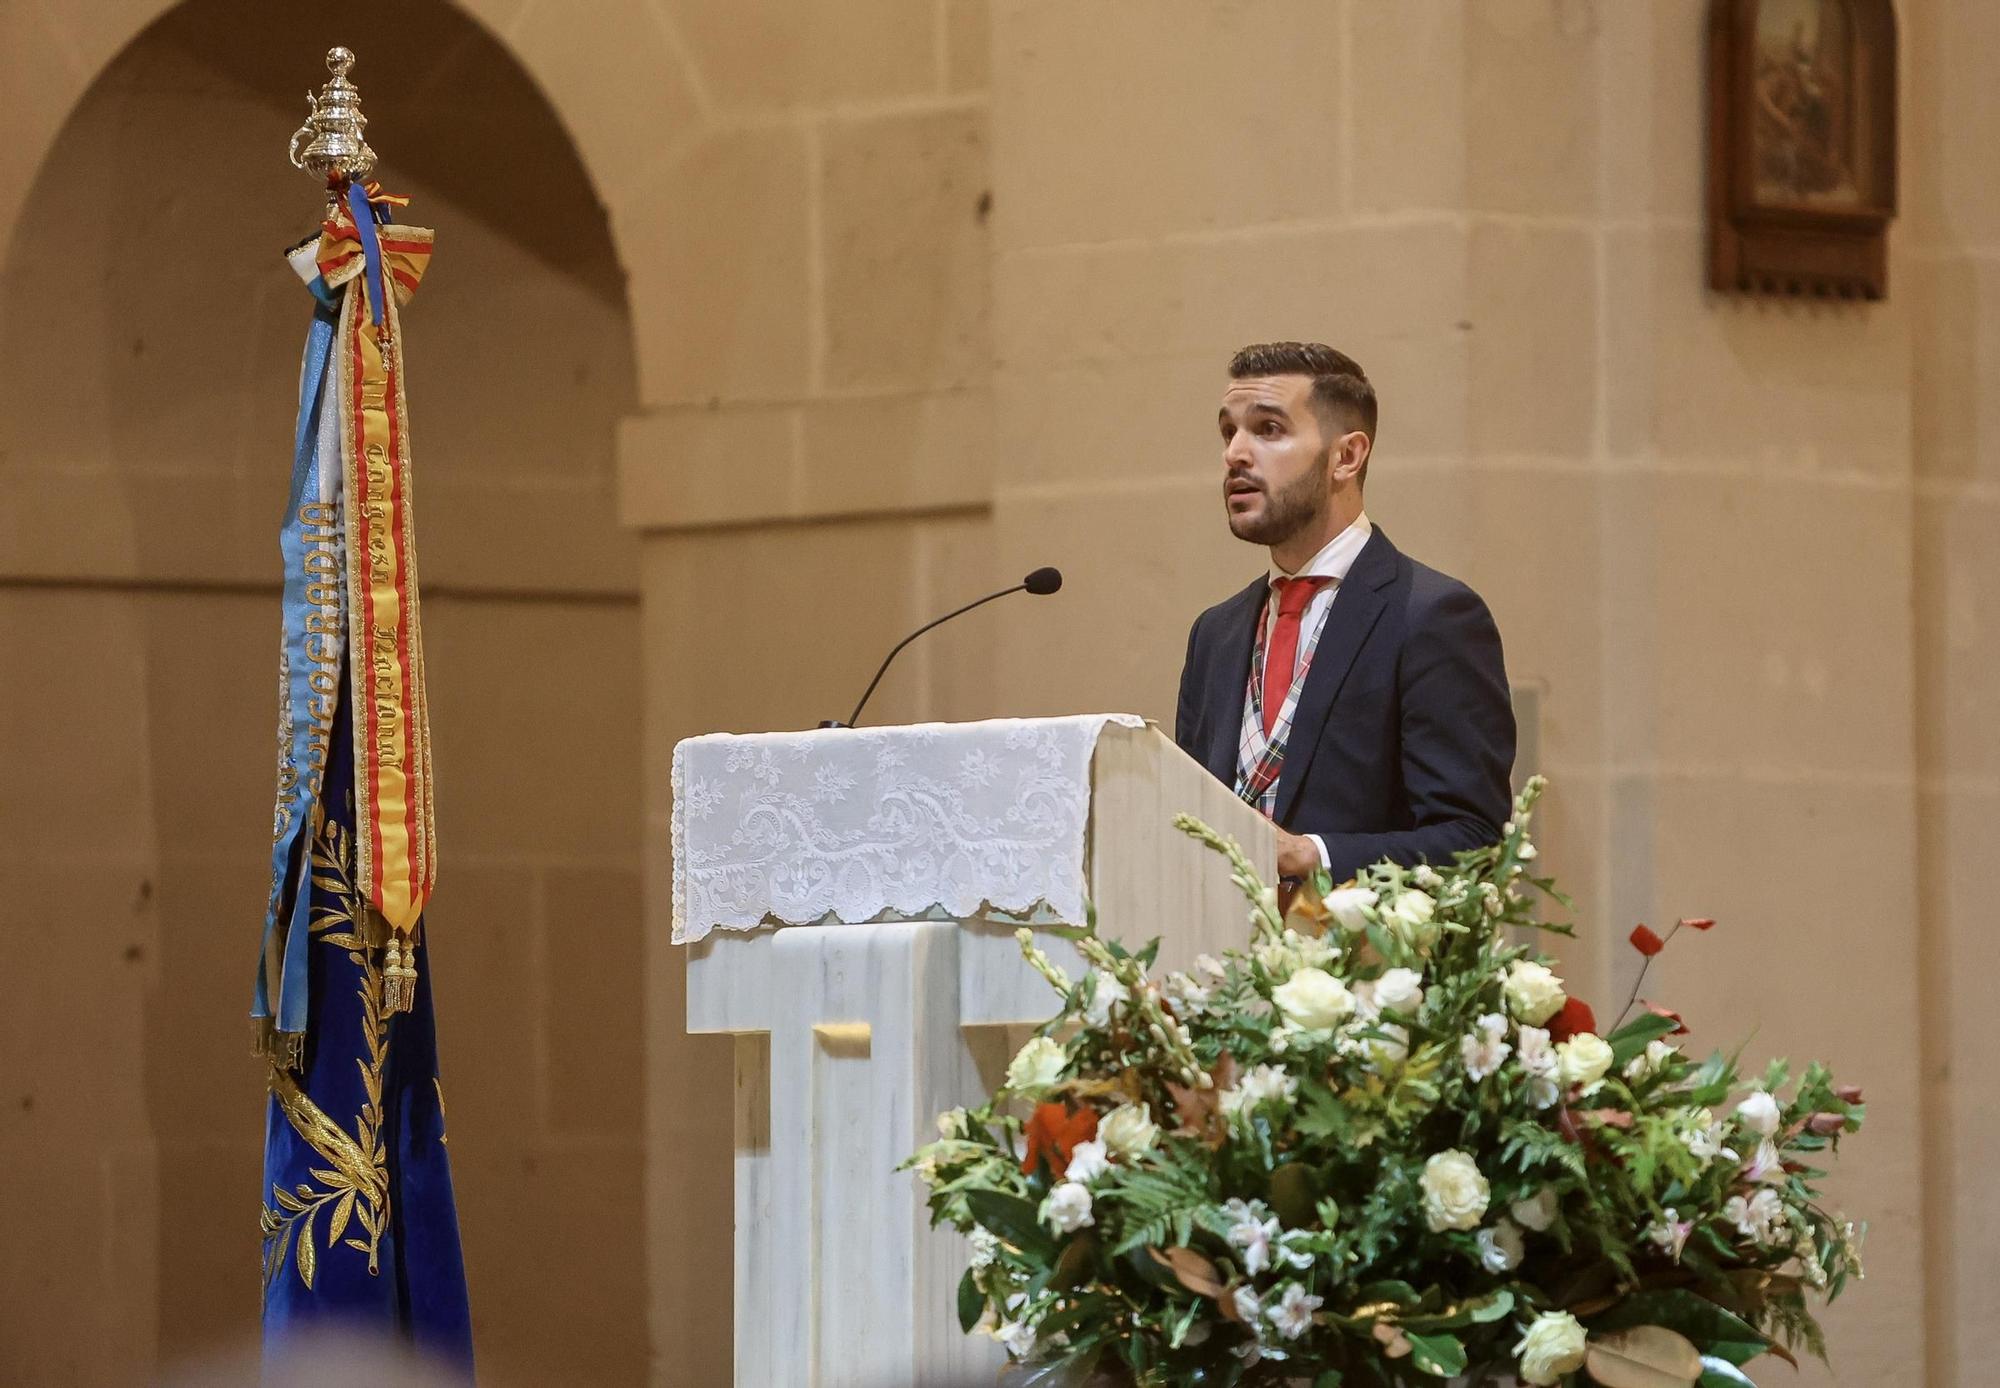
[260,808,393,1293]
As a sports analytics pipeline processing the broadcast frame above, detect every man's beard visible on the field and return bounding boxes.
[1227,446,1331,547]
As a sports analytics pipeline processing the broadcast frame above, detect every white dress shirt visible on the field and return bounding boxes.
[1263,512,1372,871]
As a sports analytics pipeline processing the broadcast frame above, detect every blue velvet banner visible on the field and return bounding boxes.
[259,686,474,1375]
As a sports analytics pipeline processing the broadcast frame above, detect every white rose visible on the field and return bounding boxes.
[968,1225,1001,1269]
[1624,1038,1678,1082]
[1385,889,1440,949]
[1736,1089,1782,1137]
[1460,1012,1512,1081]
[1476,1219,1525,1272]
[1556,1033,1614,1092]
[1502,960,1567,1026]
[1510,1186,1559,1232]
[1004,1036,1066,1094]
[1516,1310,1588,1386]
[1420,1150,1491,1232]
[1272,967,1356,1031]
[1040,1181,1094,1234]
[1369,967,1426,1018]
[1082,970,1129,1028]
[1324,886,1379,932]
[1165,970,1210,1016]
[1064,1138,1111,1184]
[1098,1102,1159,1157]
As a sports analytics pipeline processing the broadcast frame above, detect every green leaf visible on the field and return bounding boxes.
[957,1268,984,1334]
[1312,1373,1345,1388]
[1699,1357,1759,1388]
[1607,1012,1682,1068]
[1588,1290,1772,1367]
[1353,1278,1422,1308]
[965,1189,1058,1263]
[1404,1330,1467,1377]
[1402,1288,1514,1331]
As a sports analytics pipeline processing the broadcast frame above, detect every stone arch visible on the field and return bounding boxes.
[0,1,716,1383]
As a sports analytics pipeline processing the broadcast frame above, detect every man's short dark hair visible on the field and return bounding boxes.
[1228,341,1378,451]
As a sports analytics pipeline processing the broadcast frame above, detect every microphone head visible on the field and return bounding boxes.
[1024,566,1063,596]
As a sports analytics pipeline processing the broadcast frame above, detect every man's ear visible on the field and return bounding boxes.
[1333,430,1371,484]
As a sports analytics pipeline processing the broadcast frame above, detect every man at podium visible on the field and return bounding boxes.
[1174,341,1516,886]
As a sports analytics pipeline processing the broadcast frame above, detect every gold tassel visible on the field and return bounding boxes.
[253,1018,307,1072]
[383,932,417,1015]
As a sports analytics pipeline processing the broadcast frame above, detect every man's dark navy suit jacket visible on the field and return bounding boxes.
[1173,526,1517,883]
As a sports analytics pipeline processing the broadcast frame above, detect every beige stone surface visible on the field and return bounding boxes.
[619,124,813,407]
[991,0,1345,249]
[662,0,938,112]
[945,0,992,93]
[1346,0,1466,215]
[1465,0,1602,218]
[821,108,990,393]
[1467,221,1599,460]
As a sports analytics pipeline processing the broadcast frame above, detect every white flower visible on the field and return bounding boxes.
[1460,1013,1513,1081]
[1503,960,1567,1026]
[1220,1064,1299,1118]
[1361,966,1426,1019]
[1230,1285,1262,1326]
[1724,1187,1787,1246]
[1682,1108,1740,1164]
[1516,1310,1588,1386]
[914,1155,941,1186]
[1226,1205,1280,1275]
[1272,967,1356,1031]
[1165,970,1211,1016]
[936,1107,969,1140]
[1359,1023,1410,1072]
[1274,1229,1317,1270]
[994,1316,1036,1359]
[1255,928,1337,979]
[1324,886,1379,932]
[1004,1036,1066,1094]
[1556,1032,1614,1092]
[1515,1025,1560,1108]
[1384,889,1440,949]
[1040,1181,1094,1234]
[1518,841,1539,861]
[1510,1187,1559,1232]
[1420,1150,1491,1232]
[1267,1283,1323,1340]
[1098,1102,1159,1158]
[1624,1038,1678,1082]
[1083,970,1129,1028]
[1645,1209,1693,1261]
[1742,1136,1787,1186]
[968,1226,1001,1269]
[1476,1220,1525,1272]
[1194,952,1227,979]
[1412,864,1444,890]
[1736,1089,1783,1137]
[1064,1138,1111,1184]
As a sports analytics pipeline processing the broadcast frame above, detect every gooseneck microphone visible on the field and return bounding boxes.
[822,567,1064,729]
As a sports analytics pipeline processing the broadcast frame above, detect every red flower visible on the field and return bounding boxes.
[1640,1000,1689,1036]
[1835,1083,1864,1104]
[1629,924,1665,957]
[1679,917,1716,931]
[1021,1102,1097,1176]
[1806,1112,1848,1135]
[1547,997,1598,1043]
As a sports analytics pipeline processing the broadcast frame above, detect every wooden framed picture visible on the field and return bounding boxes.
[1707,0,1898,298]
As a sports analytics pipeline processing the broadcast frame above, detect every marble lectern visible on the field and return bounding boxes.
[671,716,1276,1387]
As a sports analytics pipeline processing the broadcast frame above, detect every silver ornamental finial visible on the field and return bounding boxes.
[288,46,377,182]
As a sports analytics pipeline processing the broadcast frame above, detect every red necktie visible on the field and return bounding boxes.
[1264,577,1331,737]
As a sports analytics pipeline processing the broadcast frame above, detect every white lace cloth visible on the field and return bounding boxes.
[671,715,1146,943]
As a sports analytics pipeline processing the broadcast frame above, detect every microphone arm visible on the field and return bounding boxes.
[832,582,1028,730]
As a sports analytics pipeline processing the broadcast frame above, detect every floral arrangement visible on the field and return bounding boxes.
[906,779,1864,1387]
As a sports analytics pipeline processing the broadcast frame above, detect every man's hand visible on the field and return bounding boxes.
[1275,828,1321,882]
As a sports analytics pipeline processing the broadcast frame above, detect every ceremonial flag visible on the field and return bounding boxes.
[255,50,471,1373]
